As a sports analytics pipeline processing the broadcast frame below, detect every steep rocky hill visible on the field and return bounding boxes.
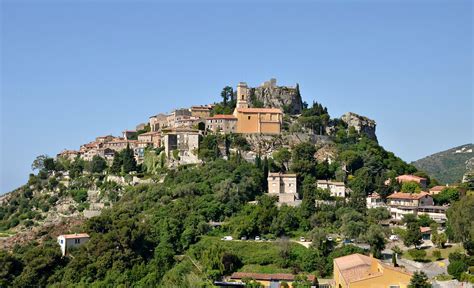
[412,144,473,184]
[248,79,303,114]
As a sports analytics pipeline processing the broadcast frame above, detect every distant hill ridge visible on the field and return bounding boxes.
[412,144,473,184]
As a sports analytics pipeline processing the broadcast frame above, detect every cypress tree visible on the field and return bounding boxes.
[122,144,137,173]
[110,152,122,174]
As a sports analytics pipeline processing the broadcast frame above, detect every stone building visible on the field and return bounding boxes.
[167,109,192,128]
[206,114,237,133]
[190,105,212,118]
[162,128,201,164]
[149,113,168,132]
[137,131,161,148]
[267,172,299,205]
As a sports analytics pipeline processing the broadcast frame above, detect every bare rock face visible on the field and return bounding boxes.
[341,112,377,141]
[247,79,303,114]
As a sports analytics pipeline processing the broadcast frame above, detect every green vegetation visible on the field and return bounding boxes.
[3,104,463,287]
[412,144,473,184]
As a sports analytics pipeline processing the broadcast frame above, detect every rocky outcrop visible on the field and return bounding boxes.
[247,79,303,114]
[340,112,377,141]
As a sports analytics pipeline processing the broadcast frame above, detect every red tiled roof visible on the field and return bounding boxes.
[60,233,90,239]
[268,172,297,177]
[396,175,426,182]
[230,272,315,282]
[367,192,381,199]
[386,191,430,200]
[207,114,237,120]
[430,186,447,192]
[420,227,431,233]
[236,108,283,114]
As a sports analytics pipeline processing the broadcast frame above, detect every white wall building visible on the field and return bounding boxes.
[57,233,90,256]
[316,180,347,198]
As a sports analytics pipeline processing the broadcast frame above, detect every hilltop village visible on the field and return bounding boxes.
[58,79,291,166]
[1,79,473,288]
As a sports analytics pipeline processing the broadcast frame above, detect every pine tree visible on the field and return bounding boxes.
[408,271,431,288]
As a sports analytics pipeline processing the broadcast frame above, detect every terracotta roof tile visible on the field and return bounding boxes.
[236,108,283,114]
[387,191,430,200]
[207,114,237,120]
[60,233,90,239]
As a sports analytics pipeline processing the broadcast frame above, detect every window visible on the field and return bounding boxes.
[60,239,63,244]
[248,116,251,120]
[75,239,80,244]
[389,286,400,288]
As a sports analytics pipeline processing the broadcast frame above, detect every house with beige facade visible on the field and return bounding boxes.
[190,105,212,118]
[385,174,428,189]
[149,113,168,132]
[386,191,446,222]
[57,150,80,161]
[316,180,348,198]
[267,172,299,206]
[137,131,161,148]
[206,114,237,133]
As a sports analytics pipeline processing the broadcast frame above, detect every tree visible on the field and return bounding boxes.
[404,222,423,248]
[273,148,291,172]
[432,232,447,249]
[446,195,474,243]
[110,152,122,174]
[31,155,49,171]
[401,182,421,193]
[434,187,460,205]
[220,86,234,107]
[122,144,137,173]
[89,155,107,173]
[365,224,386,258]
[408,249,426,261]
[417,214,434,227]
[447,261,468,280]
[408,271,431,288]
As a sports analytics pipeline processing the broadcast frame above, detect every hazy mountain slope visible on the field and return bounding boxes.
[412,144,473,184]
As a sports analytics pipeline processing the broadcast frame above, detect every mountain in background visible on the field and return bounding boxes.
[412,144,473,184]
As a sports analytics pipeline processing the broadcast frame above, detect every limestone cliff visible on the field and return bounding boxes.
[341,112,377,141]
[326,112,377,141]
[247,79,303,115]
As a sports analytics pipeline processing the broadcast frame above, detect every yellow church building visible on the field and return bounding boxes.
[232,82,283,134]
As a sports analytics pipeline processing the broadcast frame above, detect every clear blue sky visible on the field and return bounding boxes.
[1,1,472,193]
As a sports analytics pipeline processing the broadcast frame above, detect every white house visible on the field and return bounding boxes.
[316,180,347,198]
[57,233,90,256]
[366,192,386,209]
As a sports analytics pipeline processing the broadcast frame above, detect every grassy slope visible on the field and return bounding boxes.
[412,144,473,184]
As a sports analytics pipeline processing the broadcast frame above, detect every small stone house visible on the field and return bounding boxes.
[267,172,299,205]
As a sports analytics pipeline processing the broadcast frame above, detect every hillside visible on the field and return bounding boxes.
[0,80,451,287]
[412,144,473,184]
